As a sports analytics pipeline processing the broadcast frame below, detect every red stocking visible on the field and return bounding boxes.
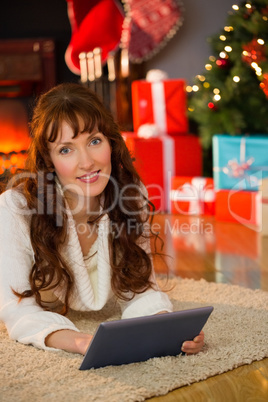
[65,0,124,74]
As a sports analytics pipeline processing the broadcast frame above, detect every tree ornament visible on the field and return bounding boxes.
[216,57,230,69]
[260,73,268,98]
[242,38,266,66]
[208,102,217,110]
[243,4,255,19]
[261,5,268,16]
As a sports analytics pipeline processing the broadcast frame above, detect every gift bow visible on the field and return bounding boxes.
[222,157,255,178]
[221,137,260,187]
[170,178,215,215]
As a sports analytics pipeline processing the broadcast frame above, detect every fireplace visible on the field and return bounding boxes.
[0,38,56,176]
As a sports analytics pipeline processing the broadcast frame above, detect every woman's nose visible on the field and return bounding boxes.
[78,148,94,170]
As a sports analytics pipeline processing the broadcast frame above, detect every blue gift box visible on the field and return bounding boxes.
[213,134,268,191]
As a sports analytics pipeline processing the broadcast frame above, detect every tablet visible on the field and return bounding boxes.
[79,306,213,370]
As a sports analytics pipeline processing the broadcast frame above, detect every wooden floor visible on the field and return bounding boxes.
[149,214,268,402]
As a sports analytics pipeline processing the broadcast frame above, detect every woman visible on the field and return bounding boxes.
[0,83,204,355]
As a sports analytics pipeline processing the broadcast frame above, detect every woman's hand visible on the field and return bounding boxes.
[181,330,205,355]
[45,329,93,355]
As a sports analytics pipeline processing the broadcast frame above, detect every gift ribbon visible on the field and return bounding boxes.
[214,137,268,188]
[151,81,167,135]
[161,135,175,212]
[122,132,175,212]
[170,177,215,214]
[191,178,215,201]
[170,183,201,214]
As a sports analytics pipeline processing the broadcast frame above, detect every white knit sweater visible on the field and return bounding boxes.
[0,188,173,351]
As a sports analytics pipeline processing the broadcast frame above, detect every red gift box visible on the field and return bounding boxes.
[215,189,261,227]
[170,176,215,215]
[132,79,189,135]
[122,132,202,212]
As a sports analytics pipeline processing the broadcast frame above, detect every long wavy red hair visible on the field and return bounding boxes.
[9,83,160,314]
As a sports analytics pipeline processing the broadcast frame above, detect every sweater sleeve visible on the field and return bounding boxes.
[0,191,79,350]
[120,288,173,319]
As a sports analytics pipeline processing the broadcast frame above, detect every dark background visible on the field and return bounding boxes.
[0,0,78,84]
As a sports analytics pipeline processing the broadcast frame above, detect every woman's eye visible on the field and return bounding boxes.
[90,138,101,146]
[59,147,71,155]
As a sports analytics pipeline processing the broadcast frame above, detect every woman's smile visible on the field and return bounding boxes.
[77,170,101,183]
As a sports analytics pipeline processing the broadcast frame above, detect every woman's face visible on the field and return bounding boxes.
[48,119,112,206]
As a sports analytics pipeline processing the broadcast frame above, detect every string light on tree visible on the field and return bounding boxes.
[209,56,216,62]
[196,75,206,82]
[219,51,228,58]
[232,5,239,11]
[214,94,221,101]
[251,62,262,76]
[233,76,240,82]
[186,84,200,93]
[224,45,233,52]
[244,2,255,18]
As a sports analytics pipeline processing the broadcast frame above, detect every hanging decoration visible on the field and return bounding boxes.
[215,57,230,69]
[64,0,185,74]
[65,0,124,74]
[120,0,184,63]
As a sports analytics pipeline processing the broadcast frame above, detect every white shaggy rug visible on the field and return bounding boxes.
[0,277,268,402]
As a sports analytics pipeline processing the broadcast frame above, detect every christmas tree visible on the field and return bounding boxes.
[188,0,268,174]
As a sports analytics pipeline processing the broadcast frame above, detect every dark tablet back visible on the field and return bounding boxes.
[80,306,213,370]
